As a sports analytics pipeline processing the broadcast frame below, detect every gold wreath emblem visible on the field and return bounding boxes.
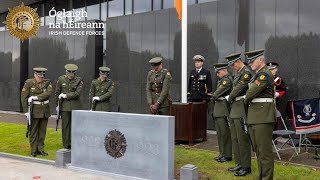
[104,129,127,159]
[4,3,40,40]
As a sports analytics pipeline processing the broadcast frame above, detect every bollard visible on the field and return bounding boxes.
[55,149,71,167]
[180,164,198,180]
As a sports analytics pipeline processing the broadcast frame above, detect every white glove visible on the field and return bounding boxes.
[59,93,67,99]
[24,113,28,117]
[92,96,100,102]
[225,95,229,101]
[275,92,280,97]
[28,96,38,103]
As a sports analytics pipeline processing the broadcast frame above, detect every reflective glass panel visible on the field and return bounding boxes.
[87,4,100,20]
[109,0,124,17]
[134,0,152,14]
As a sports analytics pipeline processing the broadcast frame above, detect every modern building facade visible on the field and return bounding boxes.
[0,0,319,129]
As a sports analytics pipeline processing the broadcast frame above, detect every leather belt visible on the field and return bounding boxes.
[251,98,273,103]
[235,95,245,101]
[33,100,49,105]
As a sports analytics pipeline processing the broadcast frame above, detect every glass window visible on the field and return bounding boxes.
[40,17,45,26]
[86,0,100,6]
[73,8,86,22]
[56,0,68,11]
[125,0,132,15]
[198,0,217,3]
[101,2,108,20]
[0,14,6,27]
[73,0,86,9]
[153,0,162,11]
[87,4,100,20]
[45,15,55,26]
[56,17,66,24]
[134,0,151,14]
[163,0,174,9]
[109,0,124,17]
[188,0,196,4]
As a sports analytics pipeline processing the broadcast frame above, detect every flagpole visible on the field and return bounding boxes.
[181,0,187,103]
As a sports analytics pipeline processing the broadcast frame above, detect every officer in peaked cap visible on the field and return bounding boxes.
[146,57,172,115]
[21,67,53,157]
[89,66,115,112]
[244,49,276,180]
[208,63,232,163]
[187,55,212,102]
[226,53,253,176]
[55,64,83,149]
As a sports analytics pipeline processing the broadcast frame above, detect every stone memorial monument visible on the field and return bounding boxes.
[68,110,174,180]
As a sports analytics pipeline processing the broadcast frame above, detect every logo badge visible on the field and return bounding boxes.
[104,129,127,159]
[4,3,40,40]
[244,73,249,79]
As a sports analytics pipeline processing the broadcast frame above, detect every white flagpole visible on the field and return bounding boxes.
[181,0,188,103]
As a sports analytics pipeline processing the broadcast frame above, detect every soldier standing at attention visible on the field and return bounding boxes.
[146,57,172,115]
[89,66,114,111]
[21,67,52,157]
[226,53,253,176]
[187,55,212,102]
[244,49,276,180]
[55,64,83,149]
[208,63,232,162]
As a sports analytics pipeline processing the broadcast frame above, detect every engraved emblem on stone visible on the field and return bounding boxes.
[104,129,127,159]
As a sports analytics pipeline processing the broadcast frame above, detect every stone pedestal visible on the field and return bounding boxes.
[180,164,198,180]
[55,149,71,167]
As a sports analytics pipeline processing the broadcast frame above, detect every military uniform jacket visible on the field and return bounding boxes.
[211,74,232,118]
[244,65,276,124]
[146,68,172,107]
[89,78,114,111]
[55,75,83,111]
[228,66,253,119]
[21,78,53,118]
[188,68,212,101]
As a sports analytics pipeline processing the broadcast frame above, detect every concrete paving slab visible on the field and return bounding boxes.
[0,157,117,180]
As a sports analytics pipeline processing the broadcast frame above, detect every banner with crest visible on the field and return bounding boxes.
[290,98,320,134]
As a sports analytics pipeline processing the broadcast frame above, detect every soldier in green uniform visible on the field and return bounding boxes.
[89,66,114,111]
[226,53,253,176]
[146,57,172,115]
[208,63,232,162]
[55,64,83,149]
[244,49,276,180]
[21,67,53,157]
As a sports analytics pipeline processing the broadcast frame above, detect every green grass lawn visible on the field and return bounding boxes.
[0,122,319,179]
[175,147,320,179]
[0,122,62,160]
